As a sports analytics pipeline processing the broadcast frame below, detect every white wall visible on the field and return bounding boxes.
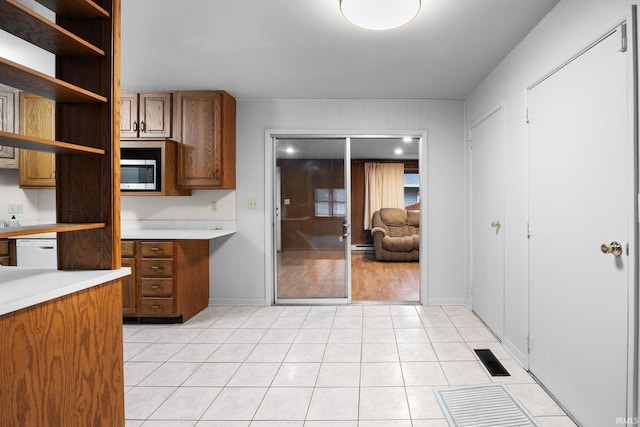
[465,0,636,364]
[212,99,467,305]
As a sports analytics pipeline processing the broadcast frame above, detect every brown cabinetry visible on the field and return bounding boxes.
[0,87,18,168]
[19,93,55,188]
[121,91,172,139]
[121,241,137,316]
[122,239,209,322]
[0,239,11,266]
[175,90,236,189]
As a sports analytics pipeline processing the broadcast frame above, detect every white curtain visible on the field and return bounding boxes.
[363,162,405,229]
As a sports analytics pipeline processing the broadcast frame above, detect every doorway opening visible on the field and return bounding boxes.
[269,132,425,305]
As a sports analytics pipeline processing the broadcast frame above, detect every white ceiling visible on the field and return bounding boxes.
[121,0,560,100]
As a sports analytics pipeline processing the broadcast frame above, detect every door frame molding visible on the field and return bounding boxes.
[264,128,428,306]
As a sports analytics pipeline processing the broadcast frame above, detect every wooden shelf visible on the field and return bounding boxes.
[0,131,105,155]
[0,57,107,103]
[35,0,109,19]
[0,223,105,238]
[0,0,105,57]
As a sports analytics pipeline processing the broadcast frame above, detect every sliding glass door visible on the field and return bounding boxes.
[274,137,351,303]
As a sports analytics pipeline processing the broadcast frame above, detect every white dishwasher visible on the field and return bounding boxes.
[16,239,58,268]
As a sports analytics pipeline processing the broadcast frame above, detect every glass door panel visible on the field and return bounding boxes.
[274,137,350,303]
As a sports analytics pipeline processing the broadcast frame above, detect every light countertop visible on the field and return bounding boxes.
[0,267,131,316]
[121,228,236,240]
[7,228,236,240]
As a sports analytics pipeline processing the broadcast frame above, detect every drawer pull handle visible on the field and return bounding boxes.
[150,247,161,251]
[150,304,160,309]
[150,284,161,289]
[149,266,163,271]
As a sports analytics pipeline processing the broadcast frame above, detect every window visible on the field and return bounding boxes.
[315,188,346,217]
[404,172,420,206]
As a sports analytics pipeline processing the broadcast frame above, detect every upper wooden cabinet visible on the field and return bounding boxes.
[175,90,236,189]
[0,88,18,168]
[121,91,172,139]
[19,93,55,188]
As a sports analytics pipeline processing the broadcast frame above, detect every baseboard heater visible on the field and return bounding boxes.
[351,244,374,252]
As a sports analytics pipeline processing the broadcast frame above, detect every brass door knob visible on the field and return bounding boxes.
[491,221,501,230]
[601,241,623,257]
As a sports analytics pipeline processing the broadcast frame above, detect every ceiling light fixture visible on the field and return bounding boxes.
[340,0,421,31]
[403,136,413,143]
[395,148,403,155]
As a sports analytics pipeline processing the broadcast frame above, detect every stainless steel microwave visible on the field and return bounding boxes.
[120,159,158,190]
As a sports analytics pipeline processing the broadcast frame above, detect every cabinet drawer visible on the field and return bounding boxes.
[121,241,135,257]
[140,242,174,258]
[140,297,175,316]
[0,257,9,266]
[0,240,9,256]
[140,278,174,297]
[139,259,174,277]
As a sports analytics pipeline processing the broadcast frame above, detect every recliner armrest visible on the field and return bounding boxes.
[371,227,387,238]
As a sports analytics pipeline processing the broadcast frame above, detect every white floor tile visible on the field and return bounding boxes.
[361,343,399,362]
[201,387,267,420]
[401,362,448,386]
[182,362,240,387]
[122,304,571,425]
[272,362,321,387]
[316,362,360,387]
[397,343,438,362]
[148,387,221,420]
[284,343,326,362]
[125,386,176,420]
[359,386,410,420]
[253,387,313,420]
[138,362,201,387]
[360,362,404,386]
[306,387,359,420]
[323,343,361,362]
[440,361,491,385]
[227,362,280,387]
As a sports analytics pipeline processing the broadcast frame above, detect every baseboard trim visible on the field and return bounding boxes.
[425,297,466,306]
[502,337,528,368]
[209,298,266,306]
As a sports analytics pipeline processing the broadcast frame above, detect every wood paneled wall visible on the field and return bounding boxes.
[279,158,419,248]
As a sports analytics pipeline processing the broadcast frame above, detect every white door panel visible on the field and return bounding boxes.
[471,107,504,338]
[528,26,631,426]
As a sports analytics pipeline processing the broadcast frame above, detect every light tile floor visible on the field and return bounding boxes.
[123,305,577,426]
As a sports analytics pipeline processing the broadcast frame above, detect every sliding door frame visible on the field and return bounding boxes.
[264,129,428,306]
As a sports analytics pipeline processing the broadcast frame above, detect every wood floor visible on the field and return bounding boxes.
[277,250,419,302]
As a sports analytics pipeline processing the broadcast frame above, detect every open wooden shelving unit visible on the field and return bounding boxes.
[0,0,120,269]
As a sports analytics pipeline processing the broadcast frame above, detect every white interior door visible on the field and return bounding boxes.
[471,106,505,338]
[528,24,632,426]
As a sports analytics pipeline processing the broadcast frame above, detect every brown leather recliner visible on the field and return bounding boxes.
[371,208,419,261]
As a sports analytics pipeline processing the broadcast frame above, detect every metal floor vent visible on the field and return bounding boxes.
[435,384,540,427]
[474,349,510,376]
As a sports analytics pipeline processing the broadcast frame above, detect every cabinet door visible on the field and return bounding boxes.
[0,89,18,169]
[176,91,236,188]
[139,92,172,138]
[19,93,55,188]
[120,92,139,139]
[121,257,137,316]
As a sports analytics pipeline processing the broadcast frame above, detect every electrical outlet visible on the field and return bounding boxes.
[248,199,258,209]
[8,203,23,214]
[210,201,217,212]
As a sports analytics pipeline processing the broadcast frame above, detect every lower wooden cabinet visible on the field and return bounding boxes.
[0,239,11,266]
[121,239,209,322]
